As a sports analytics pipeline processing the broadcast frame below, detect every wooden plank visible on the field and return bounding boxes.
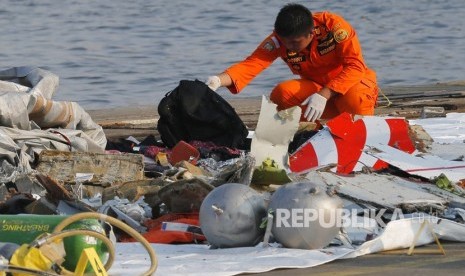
[35,150,145,187]
[382,90,465,99]
[98,118,157,129]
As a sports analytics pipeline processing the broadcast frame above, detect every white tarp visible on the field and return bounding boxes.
[410,113,465,144]
[110,243,355,276]
[0,67,106,178]
[0,66,58,99]
[109,217,465,276]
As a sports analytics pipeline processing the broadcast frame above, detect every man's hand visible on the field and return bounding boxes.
[205,76,221,91]
[302,93,327,122]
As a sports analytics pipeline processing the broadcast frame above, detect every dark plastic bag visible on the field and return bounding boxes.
[157,80,249,149]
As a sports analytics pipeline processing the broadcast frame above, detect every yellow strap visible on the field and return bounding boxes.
[156,152,171,167]
[407,220,445,256]
[377,88,392,108]
[74,247,108,276]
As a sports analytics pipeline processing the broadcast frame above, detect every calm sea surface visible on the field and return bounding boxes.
[1,0,464,109]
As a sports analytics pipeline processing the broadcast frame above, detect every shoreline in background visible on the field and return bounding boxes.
[88,82,465,140]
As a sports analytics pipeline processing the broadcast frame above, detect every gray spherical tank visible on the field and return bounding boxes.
[199,183,267,248]
[269,181,343,249]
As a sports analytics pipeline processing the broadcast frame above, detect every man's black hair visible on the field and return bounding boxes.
[274,3,314,38]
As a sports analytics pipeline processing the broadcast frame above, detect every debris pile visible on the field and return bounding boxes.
[1,68,465,275]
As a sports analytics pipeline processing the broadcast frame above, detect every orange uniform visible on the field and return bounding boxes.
[224,11,379,120]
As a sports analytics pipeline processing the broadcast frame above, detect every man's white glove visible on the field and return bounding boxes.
[302,93,327,122]
[205,75,221,91]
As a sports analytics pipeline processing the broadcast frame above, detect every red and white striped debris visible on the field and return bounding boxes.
[289,113,416,174]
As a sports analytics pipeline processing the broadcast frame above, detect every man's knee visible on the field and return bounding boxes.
[270,83,290,110]
[335,90,377,116]
[270,80,321,110]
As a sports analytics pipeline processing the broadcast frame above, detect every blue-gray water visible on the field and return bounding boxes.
[1,0,464,109]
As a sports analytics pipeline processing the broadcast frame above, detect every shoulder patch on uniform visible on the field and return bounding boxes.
[261,36,280,52]
[262,41,275,51]
[334,29,348,43]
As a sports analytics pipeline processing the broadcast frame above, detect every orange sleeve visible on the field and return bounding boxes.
[224,34,280,94]
[324,13,367,94]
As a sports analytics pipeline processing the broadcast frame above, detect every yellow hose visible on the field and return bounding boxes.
[52,212,158,276]
[32,229,115,276]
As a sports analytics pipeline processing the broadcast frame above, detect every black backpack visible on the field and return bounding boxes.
[157,80,249,149]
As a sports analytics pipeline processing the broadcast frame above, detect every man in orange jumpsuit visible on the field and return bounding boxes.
[205,3,378,122]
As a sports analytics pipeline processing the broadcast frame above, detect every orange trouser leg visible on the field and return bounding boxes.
[329,80,379,118]
[270,79,322,122]
[270,79,378,121]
